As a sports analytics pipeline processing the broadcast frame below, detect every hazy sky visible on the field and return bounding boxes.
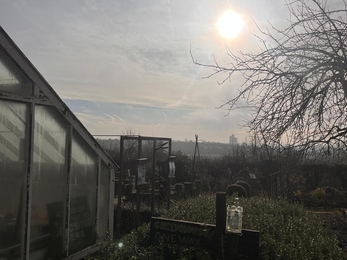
[0,0,299,143]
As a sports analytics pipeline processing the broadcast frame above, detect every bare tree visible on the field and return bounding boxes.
[192,0,347,154]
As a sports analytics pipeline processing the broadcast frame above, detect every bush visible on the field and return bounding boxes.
[292,189,303,198]
[226,184,248,197]
[240,197,345,260]
[235,181,251,197]
[88,194,346,260]
[165,194,216,223]
[311,187,326,200]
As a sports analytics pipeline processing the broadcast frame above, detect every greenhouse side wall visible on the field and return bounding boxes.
[0,27,116,260]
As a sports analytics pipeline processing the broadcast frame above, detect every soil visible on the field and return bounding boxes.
[315,211,347,253]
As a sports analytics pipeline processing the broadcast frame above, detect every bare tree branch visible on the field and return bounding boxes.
[192,0,347,152]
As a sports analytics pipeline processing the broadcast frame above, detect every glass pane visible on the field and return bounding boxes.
[29,106,67,260]
[0,100,27,258]
[69,132,97,254]
[0,48,32,96]
[98,162,110,241]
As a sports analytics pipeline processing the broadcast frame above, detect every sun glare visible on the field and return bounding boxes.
[217,10,244,39]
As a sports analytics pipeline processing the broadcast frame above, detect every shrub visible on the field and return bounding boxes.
[88,194,346,260]
[165,194,216,223]
[239,197,345,260]
[235,181,251,197]
[311,187,326,200]
[226,184,248,197]
[292,189,303,198]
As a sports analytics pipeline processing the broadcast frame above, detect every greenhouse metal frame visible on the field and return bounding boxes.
[0,27,118,260]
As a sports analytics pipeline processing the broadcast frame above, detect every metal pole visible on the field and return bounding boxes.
[116,136,124,238]
[167,139,172,210]
[108,168,115,241]
[136,136,142,229]
[95,157,101,241]
[151,140,156,215]
[23,102,35,260]
[64,125,72,256]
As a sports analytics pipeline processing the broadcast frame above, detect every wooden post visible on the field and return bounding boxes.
[215,192,226,259]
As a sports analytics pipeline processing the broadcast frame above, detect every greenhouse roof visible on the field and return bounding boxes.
[0,26,118,169]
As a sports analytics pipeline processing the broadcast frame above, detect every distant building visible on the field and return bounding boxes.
[229,134,238,145]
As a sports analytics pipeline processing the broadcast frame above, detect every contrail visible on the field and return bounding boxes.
[167,0,174,37]
[156,111,168,127]
[112,113,126,124]
[104,113,125,124]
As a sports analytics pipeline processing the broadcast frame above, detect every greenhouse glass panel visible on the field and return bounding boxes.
[69,132,97,254]
[0,48,31,96]
[98,162,110,241]
[29,105,68,260]
[0,100,27,258]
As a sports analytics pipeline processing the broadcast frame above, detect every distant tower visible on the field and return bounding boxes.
[229,134,238,145]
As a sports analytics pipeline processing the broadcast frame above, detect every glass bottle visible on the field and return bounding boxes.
[226,197,243,233]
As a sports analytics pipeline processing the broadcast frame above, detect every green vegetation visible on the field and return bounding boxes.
[87,194,345,260]
[311,187,326,200]
[242,197,343,260]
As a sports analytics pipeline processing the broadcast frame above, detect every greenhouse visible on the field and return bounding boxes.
[0,27,117,259]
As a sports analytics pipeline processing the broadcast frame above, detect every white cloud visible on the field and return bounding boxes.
[2,0,342,143]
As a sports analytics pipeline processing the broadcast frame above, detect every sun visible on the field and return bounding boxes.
[217,10,244,39]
